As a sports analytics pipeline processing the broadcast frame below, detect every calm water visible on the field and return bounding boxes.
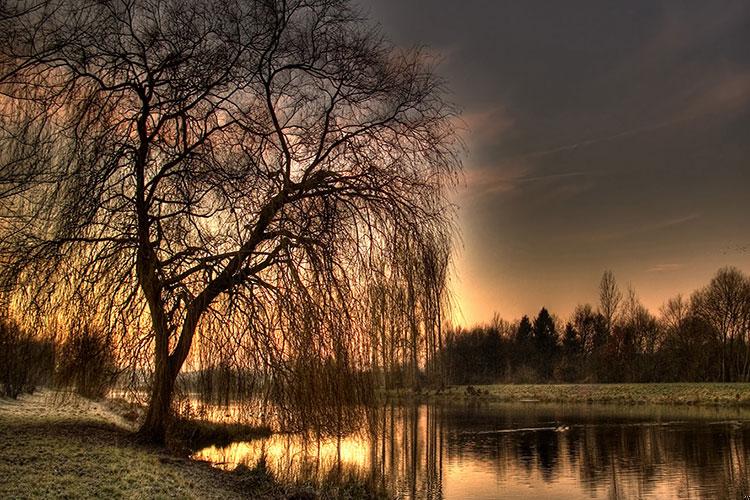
[194,402,750,499]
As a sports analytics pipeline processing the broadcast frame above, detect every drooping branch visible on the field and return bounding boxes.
[0,0,462,439]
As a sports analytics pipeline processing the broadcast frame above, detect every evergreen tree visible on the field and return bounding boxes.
[533,308,558,379]
[516,316,533,346]
[562,322,580,355]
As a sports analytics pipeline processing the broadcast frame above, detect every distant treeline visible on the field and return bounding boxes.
[5,266,750,403]
[442,267,750,384]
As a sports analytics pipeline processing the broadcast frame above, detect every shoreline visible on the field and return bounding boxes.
[383,382,750,406]
[5,384,750,497]
[0,390,252,499]
[0,390,384,499]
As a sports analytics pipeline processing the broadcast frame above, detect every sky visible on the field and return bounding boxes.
[362,0,750,325]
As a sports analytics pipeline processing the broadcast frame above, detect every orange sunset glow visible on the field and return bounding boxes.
[2,1,750,499]
[363,0,750,324]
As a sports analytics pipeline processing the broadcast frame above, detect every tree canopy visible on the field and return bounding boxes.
[0,0,461,441]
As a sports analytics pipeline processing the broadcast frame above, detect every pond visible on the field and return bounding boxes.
[193,401,750,499]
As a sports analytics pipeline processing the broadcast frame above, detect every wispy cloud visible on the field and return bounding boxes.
[507,120,684,160]
[590,213,701,242]
[464,166,593,200]
[505,4,750,163]
[647,263,685,273]
[458,106,516,148]
[516,171,590,183]
[652,213,702,231]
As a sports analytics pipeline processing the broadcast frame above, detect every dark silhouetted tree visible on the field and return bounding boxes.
[532,308,558,379]
[516,315,533,346]
[562,322,580,355]
[0,0,460,442]
[691,267,750,381]
[557,322,582,381]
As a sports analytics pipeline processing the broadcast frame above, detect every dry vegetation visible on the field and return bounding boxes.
[392,382,750,405]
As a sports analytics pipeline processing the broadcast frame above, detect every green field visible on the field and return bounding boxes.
[390,382,750,406]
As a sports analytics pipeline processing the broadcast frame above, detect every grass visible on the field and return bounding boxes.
[0,391,251,499]
[0,390,389,499]
[388,382,750,406]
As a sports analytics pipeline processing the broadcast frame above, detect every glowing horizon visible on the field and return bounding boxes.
[366,0,750,326]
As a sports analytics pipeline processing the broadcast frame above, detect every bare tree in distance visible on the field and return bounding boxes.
[691,267,750,382]
[0,0,461,442]
[599,270,622,335]
[659,294,689,335]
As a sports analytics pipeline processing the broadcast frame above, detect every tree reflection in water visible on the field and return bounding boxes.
[194,402,750,499]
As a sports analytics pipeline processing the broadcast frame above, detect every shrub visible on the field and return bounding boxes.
[55,324,118,399]
[0,316,55,398]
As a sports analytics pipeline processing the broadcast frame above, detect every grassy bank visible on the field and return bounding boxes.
[388,382,750,406]
[0,391,253,499]
[171,418,273,452]
[0,391,386,499]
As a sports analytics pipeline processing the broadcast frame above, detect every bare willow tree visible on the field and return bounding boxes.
[367,226,452,389]
[0,0,460,442]
[0,1,62,209]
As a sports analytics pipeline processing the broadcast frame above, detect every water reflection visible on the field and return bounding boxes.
[194,402,750,499]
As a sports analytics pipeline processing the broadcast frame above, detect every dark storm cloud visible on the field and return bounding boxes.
[362,0,750,323]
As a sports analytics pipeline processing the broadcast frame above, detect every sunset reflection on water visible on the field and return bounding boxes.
[194,403,750,499]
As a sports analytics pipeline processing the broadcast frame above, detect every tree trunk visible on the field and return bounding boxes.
[136,305,174,443]
[137,307,202,443]
[138,361,177,444]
